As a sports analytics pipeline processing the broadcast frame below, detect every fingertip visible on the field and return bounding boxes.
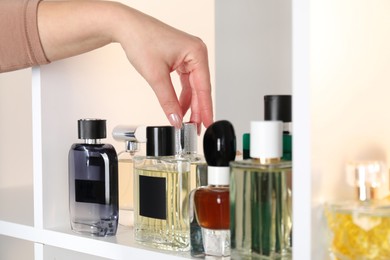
[168,113,183,129]
[202,112,214,129]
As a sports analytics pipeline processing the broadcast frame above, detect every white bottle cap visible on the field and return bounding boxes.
[207,166,230,185]
[250,121,283,159]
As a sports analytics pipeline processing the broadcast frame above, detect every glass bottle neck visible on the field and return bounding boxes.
[357,185,378,201]
[253,158,281,164]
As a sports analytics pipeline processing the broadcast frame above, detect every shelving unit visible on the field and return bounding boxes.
[1,0,308,258]
[0,65,194,259]
[1,1,217,259]
[3,0,389,259]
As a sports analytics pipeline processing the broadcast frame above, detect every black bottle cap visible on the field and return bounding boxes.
[203,120,236,167]
[146,126,175,156]
[78,119,106,139]
[264,95,292,122]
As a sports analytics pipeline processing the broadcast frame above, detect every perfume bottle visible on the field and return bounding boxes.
[243,133,250,159]
[175,122,208,189]
[68,119,119,236]
[133,126,191,251]
[190,120,236,257]
[176,123,208,256]
[325,161,390,260]
[230,121,292,259]
[264,95,292,161]
[112,125,146,227]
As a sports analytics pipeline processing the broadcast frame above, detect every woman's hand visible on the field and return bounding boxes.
[38,1,213,130]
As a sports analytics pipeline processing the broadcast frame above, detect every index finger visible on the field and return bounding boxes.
[189,61,214,128]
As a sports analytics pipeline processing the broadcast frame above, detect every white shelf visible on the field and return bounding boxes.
[44,225,193,260]
[0,220,193,260]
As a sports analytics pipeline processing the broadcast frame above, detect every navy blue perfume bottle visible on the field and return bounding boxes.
[68,119,119,236]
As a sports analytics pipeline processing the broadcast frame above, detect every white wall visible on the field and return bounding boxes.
[215,0,292,151]
[0,69,33,188]
[311,0,390,258]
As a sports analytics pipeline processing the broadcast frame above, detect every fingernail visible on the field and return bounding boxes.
[168,113,182,129]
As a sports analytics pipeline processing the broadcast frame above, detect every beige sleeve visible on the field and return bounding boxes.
[0,0,50,73]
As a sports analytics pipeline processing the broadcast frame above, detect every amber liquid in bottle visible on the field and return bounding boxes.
[194,186,230,229]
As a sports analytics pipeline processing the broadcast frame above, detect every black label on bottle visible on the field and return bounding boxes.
[139,175,166,220]
[75,179,106,204]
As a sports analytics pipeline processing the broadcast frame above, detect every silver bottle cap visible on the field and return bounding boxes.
[175,122,198,155]
[346,160,386,201]
[112,125,146,153]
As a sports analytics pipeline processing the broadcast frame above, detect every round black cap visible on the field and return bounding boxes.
[146,126,175,156]
[264,95,292,122]
[78,119,106,139]
[203,120,236,167]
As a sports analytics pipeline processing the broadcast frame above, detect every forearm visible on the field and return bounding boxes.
[37,0,125,61]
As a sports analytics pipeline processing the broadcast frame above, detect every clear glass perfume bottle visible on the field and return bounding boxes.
[175,122,208,189]
[112,125,146,227]
[230,121,292,259]
[190,120,236,257]
[325,160,390,260]
[133,126,191,251]
[68,119,118,236]
[175,122,209,256]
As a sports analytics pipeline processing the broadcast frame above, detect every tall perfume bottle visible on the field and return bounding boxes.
[68,119,119,236]
[264,95,292,160]
[325,161,390,259]
[175,122,208,189]
[133,126,191,251]
[190,120,236,257]
[112,125,146,227]
[230,121,292,259]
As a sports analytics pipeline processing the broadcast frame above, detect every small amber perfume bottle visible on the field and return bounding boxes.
[325,160,390,260]
[133,126,190,251]
[230,121,292,259]
[190,120,236,257]
[112,125,146,227]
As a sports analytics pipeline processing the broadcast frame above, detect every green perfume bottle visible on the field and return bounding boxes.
[230,121,292,259]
